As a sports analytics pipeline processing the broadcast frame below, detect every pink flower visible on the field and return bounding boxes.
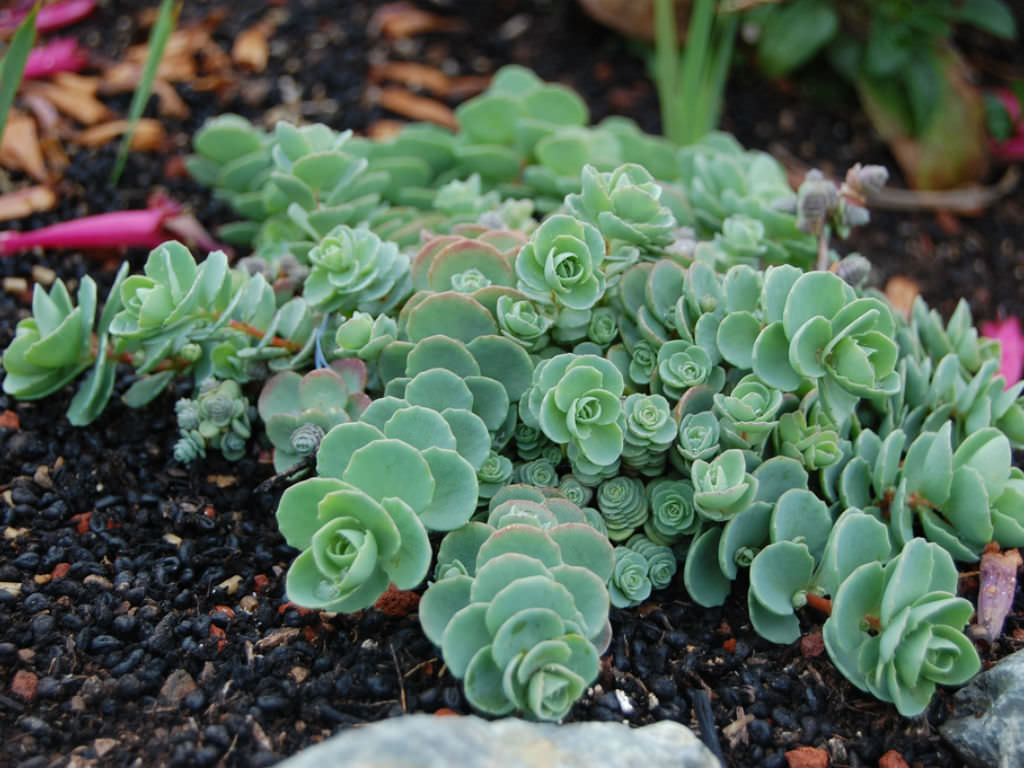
[23,38,89,80]
[0,0,96,34]
[982,315,1024,387]
[0,194,229,256]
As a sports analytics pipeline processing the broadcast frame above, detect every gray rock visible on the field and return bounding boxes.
[940,648,1024,768]
[277,714,722,768]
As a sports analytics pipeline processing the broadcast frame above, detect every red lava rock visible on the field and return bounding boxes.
[722,637,737,653]
[72,511,91,534]
[252,574,269,592]
[433,707,459,716]
[209,624,227,652]
[51,562,71,580]
[10,669,38,702]
[786,746,829,768]
[0,409,20,429]
[373,583,421,617]
[801,631,826,658]
[879,750,910,768]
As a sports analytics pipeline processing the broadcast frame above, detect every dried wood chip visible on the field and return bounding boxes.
[256,627,300,651]
[366,119,406,140]
[369,60,488,100]
[52,71,100,95]
[24,82,111,125]
[0,185,56,221]
[368,2,466,39]
[40,135,71,178]
[371,86,457,130]
[152,79,190,119]
[30,265,57,286]
[102,55,196,91]
[0,110,48,181]
[884,275,920,321]
[20,91,60,134]
[232,21,272,73]
[76,118,167,151]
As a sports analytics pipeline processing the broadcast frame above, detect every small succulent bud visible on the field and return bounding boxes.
[179,343,202,363]
[796,169,840,235]
[175,398,200,431]
[289,423,326,455]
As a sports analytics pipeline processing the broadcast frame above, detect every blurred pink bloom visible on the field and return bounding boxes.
[23,38,89,79]
[982,316,1024,387]
[0,195,229,257]
[0,0,96,33]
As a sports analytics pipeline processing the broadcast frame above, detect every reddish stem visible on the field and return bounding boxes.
[227,320,303,352]
[805,593,832,616]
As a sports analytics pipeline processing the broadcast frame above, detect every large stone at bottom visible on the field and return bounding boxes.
[277,714,723,768]
[940,648,1024,768]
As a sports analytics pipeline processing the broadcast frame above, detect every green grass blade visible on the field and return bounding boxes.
[676,0,715,145]
[692,12,738,142]
[0,3,39,148]
[110,0,181,185]
[653,0,682,144]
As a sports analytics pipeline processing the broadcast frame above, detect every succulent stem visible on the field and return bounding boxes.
[804,592,832,616]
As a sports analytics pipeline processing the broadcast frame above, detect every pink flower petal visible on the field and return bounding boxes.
[23,38,89,80]
[982,316,1024,387]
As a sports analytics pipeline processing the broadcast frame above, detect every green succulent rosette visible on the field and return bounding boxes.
[608,546,652,608]
[420,519,614,721]
[595,475,648,541]
[304,225,411,315]
[276,478,431,612]
[520,353,625,472]
[257,359,370,472]
[495,294,555,352]
[675,410,721,463]
[514,214,607,311]
[620,393,677,475]
[644,477,699,543]
[823,538,980,717]
[655,339,725,401]
[753,271,900,425]
[626,533,677,590]
[334,311,397,363]
[478,451,515,501]
[692,448,759,523]
[563,163,676,251]
[775,409,843,471]
[713,374,784,451]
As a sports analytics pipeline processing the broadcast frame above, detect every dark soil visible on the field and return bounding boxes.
[1,2,1023,767]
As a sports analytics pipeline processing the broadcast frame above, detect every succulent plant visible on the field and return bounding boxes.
[563,163,676,251]
[595,475,648,541]
[275,477,431,612]
[304,225,411,315]
[823,537,980,717]
[420,495,613,720]
[753,270,900,425]
[514,214,607,311]
[620,393,677,475]
[257,359,370,472]
[7,62,1013,723]
[520,353,625,479]
[173,378,252,462]
[644,476,699,544]
[691,449,759,523]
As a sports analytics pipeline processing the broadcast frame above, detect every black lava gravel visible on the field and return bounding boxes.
[2,1,1023,766]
